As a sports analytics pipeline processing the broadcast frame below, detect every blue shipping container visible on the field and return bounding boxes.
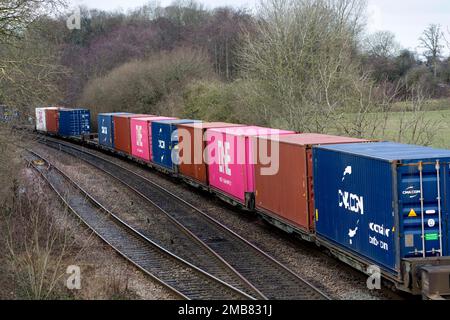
[152,119,201,171]
[98,113,131,148]
[313,142,450,275]
[58,109,91,136]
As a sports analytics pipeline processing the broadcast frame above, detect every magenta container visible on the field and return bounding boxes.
[130,116,176,161]
[206,126,295,205]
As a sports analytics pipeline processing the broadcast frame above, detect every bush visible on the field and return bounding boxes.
[79,47,214,123]
[182,79,276,126]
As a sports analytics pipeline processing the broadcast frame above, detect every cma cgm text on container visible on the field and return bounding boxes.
[313,142,450,279]
[254,134,370,233]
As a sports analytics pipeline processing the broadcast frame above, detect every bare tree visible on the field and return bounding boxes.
[0,1,68,110]
[364,30,400,58]
[0,0,66,44]
[419,24,444,78]
[239,0,367,132]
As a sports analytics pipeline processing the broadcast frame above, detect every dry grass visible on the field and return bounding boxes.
[0,128,165,300]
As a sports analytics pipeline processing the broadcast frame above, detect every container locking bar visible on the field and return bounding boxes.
[418,161,426,258]
[435,160,443,256]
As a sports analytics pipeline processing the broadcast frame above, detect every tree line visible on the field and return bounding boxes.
[1,0,449,143]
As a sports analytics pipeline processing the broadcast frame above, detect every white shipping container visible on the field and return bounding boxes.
[35,108,47,131]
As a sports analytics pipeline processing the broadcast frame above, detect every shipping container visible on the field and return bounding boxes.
[98,113,131,148]
[35,108,47,131]
[254,134,370,233]
[313,142,450,276]
[112,114,149,154]
[151,119,201,171]
[58,109,91,137]
[178,122,245,186]
[130,116,176,161]
[206,126,295,207]
[45,108,61,133]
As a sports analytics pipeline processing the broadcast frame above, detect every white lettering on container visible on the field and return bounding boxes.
[338,190,364,215]
[136,125,143,147]
[218,140,231,176]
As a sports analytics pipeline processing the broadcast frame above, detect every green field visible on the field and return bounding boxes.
[376,109,450,149]
[334,99,450,149]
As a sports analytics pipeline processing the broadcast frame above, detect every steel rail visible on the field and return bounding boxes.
[25,149,253,300]
[38,136,330,300]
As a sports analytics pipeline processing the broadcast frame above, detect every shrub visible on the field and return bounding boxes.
[79,47,214,123]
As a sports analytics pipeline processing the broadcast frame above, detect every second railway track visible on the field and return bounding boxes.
[25,149,253,300]
[37,135,330,300]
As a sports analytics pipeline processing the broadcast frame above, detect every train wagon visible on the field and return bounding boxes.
[45,107,61,134]
[206,126,295,209]
[177,122,245,188]
[35,108,47,131]
[254,134,370,238]
[98,113,131,148]
[313,142,450,294]
[151,119,201,172]
[35,107,60,132]
[130,116,177,162]
[112,114,149,154]
[58,108,91,137]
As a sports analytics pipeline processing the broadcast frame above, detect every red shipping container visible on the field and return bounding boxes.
[254,134,370,232]
[45,107,61,133]
[113,114,150,154]
[178,122,245,186]
[206,126,295,207]
[130,116,177,161]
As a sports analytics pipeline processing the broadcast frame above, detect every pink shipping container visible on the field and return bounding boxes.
[206,126,295,207]
[130,116,177,161]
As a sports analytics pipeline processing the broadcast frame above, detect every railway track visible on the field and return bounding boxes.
[25,149,253,300]
[37,135,330,300]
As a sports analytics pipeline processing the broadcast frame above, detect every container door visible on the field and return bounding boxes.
[153,123,173,169]
[171,124,181,169]
[314,148,397,273]
[80,111,90,134]
[399,160,448,258]
[36,109,46,131]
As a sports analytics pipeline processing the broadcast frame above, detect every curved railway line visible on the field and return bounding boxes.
[25,149,253,300]
[35,135,330,300]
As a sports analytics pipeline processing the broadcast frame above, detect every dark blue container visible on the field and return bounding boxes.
[58,109,91,137]
[313,142,450,275]
[98,113,131,148]
[151,119,201,171]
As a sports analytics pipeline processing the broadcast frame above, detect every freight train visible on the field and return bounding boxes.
[34,107,450,299]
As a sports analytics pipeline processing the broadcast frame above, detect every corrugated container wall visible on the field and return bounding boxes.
[178,122,245,186]
[314,142,450,276]
[206,126,295,206]
[151,119,201,171]
[130,116,176,162]
[45,108,60,133]
[98,113,131,148]
[113,114,148,154]
[254,134,370,232]
[58,109,91,136]
[35,108,47,131]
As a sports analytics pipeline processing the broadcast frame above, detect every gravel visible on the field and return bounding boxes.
[33,140,406,300]
[24,146,178,300]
